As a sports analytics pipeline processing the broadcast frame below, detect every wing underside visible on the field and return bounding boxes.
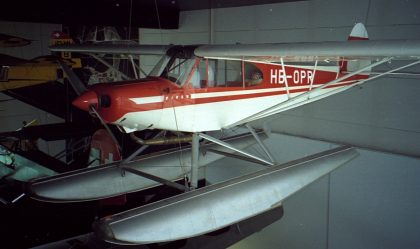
[195,40,420,62]
[50,40,420,60]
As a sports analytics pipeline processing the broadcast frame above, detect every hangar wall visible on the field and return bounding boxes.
[140,0,420,248]
[0,21,59,59]
[0,21,64,156]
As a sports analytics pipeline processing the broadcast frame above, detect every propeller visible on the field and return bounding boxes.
[58,57,199,193]
[58,58,122,151]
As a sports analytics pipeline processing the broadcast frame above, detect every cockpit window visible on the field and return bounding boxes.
[148,48,197,86]
[164,57,196,86]
[244,62,263,86]
[190,58,264,89]
[149,49,263,88]
[148,55,170,77]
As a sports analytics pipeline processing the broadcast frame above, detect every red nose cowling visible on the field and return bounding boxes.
[72,90,99,111]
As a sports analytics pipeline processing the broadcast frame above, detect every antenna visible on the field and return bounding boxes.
[154,0,163,44]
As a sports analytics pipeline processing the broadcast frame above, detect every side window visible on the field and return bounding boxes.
[207,60,216,87]
[244,62,263,86]
[215,60,226,86]
[215,60,242,87]
[190,59,217,88]
[188,59,202,88]
[167,58,191,85]
[190,59,263,88]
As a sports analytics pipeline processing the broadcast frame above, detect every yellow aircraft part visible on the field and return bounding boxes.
[50,37,74,59]
[0,58,81,91]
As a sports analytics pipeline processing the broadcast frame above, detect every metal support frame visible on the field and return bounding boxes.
[245,124,276,164]
[89,106,121,151]
[119,131,198,192]
[89,53,131,80]
[190,133,199,189]
[122,131,166,164]
[0,193,26,205]
[309,60,318,91]
[280,58,290,99]
[121,166,188,192]
[205,148,269,165]
[354,59,420,84]
[128,55,139,79]
[121,54,148,77]
[198,133,274,166]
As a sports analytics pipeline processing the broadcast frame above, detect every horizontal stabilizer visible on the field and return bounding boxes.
[93,145,358,244]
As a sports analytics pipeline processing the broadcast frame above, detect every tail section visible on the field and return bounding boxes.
[348,23,368,41]
[49,31,82,73]
[341,23,371,74]
[50,31,75,59]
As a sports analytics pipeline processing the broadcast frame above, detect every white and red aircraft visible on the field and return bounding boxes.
[37,23,420,245]
[54,23,419,135]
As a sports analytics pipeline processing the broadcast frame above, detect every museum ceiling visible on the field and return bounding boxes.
[1,0,304,29]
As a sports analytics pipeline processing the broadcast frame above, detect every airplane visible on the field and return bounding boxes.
[0,55,82,91]
[0,32,82,91]
[0,33,31,47]
[52,23,420,134]
[28,23,420,245]
[46,22,420,184]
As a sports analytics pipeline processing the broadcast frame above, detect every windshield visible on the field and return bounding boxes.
[148,55,170,77]
[148,52,196,86]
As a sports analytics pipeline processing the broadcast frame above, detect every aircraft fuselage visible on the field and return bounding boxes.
[73,49,369,133]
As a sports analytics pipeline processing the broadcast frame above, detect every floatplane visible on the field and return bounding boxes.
[28,23,420,245]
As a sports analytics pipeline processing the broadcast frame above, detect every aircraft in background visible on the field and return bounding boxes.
[0,33,31,47]
[0,32,81,91]
[28,23,420,245]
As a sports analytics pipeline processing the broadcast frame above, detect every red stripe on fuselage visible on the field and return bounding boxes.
[118,81,358,113]
[93,65,368,123]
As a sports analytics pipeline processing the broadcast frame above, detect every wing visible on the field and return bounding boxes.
[50,43,172,55]
[51,40,420,59]
[195,40,420,62]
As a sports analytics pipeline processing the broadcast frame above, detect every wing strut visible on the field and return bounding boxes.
[198,133,275,166]
[205,148,269,165]
[309,60,318,92]
[246,124,276,164]
[355,59,420,83]
[121,166,188,192]
[190,133,199,189]
[123,55,148,77]
[128,55,139,79]
[280,58,291,99]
